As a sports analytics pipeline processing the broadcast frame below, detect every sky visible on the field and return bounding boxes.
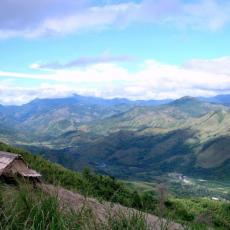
[1,0,230,105]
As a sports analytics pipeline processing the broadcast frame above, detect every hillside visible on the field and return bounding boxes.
[21,97,230,181]
[0,94,227,139]
[80,96,225,135]
[0,95,170,139]
[0,95,230,181]
[1,143,230,229]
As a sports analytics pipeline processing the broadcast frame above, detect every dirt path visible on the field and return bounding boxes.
[41,184,184,230]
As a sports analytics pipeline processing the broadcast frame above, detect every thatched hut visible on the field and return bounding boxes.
[0,151,41,182]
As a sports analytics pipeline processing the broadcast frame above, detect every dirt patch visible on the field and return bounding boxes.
[41,184,183,230]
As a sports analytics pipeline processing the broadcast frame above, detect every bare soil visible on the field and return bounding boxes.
[41,184,184,230]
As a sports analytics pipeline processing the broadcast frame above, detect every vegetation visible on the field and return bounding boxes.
[0,183,149,230]
[1,142,230,229]
[0,142,139,208]
[164,198,230,229]
[1,96,230,182]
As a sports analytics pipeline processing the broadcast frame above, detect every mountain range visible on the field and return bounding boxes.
[0,94,230,181]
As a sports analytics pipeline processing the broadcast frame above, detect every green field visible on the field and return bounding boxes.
[125,174,230,201]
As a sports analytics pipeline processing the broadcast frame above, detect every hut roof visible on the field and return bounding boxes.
[0,151,19,174]
[0,151,41,178]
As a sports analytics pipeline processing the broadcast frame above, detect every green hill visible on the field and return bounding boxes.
[28,97,230,181]
[1,96,230,182]
[1,142,230,229]
[81,97,225,135]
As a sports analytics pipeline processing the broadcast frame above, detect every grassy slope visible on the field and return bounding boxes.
[0,142,139,207]
[1,143,230,229]
[0,183,150,230]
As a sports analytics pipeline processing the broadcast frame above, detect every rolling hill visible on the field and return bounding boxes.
[80,96,226,136]
[0,94,230,182]
[0,94,171,139]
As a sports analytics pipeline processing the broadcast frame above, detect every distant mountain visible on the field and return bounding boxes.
[80,96,225,136]
[202,94,230,106]
[27,94,172,106]
[0,94,171,139]
[20,97,230,181]
[0,94,230,181]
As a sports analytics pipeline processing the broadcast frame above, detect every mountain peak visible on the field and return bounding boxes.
[170,96,202,105]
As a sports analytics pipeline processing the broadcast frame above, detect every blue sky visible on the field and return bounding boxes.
[1,0,230,104]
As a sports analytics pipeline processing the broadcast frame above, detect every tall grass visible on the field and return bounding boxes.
[106,212,149,230]
[0,182,149,230]
[0,183,78,229]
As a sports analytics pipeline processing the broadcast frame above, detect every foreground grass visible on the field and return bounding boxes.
[0,183,149,230]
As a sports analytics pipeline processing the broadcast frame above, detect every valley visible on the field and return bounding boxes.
[0,94,230,201]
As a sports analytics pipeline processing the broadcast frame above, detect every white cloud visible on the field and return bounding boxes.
[1,0,230,38]
[1,57,230,104]
[0,83,76,105]
[183,0,230,30]
[30,55,134,69]
[184,56,230,75]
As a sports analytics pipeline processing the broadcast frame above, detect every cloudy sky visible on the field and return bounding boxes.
[1,0,230,104]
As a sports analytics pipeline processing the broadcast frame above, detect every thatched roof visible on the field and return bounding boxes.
[0,151,41,178]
